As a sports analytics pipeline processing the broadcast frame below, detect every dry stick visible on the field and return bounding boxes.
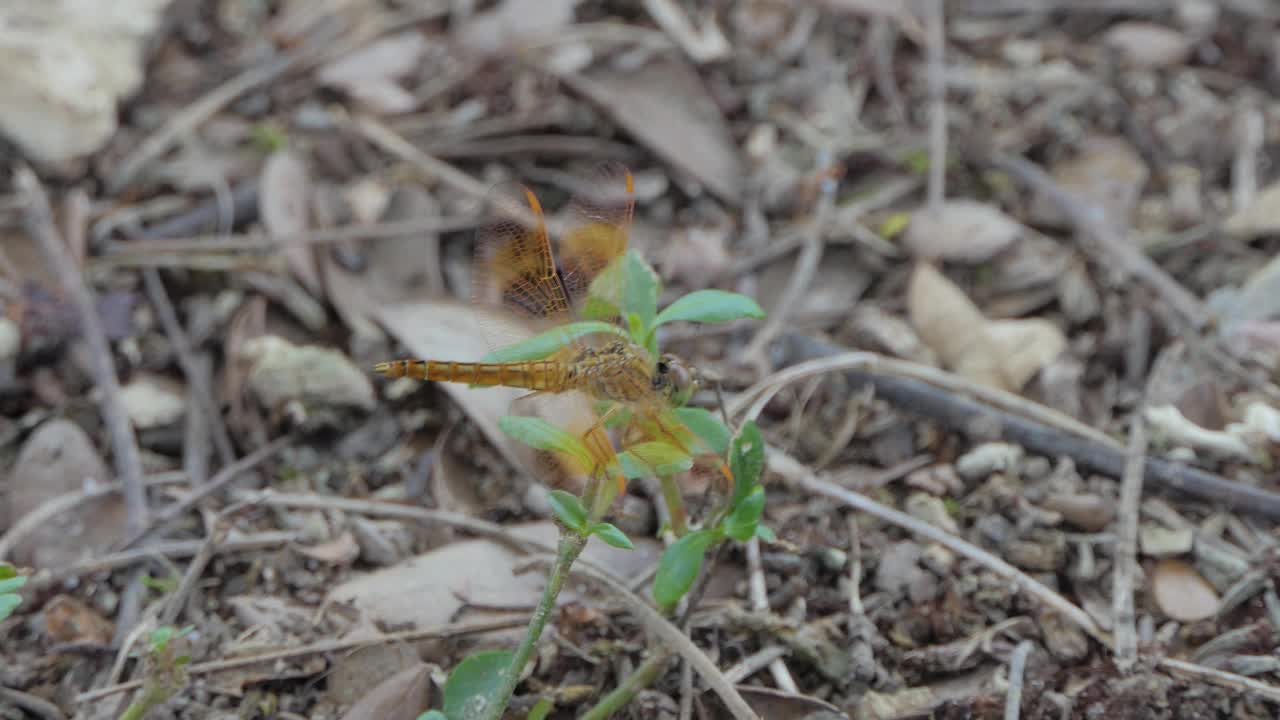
[769,449,1107,642]
[742,151,838,365]
[76,616,524,703]
[142,268,236,468]
[556,559,760,720]
[744,536,799,693]
[121,437,292,549]
[0,687,65,720]
[923,0,947,212]
[1159,657,1280,704]
[157,522,227,627]
[112,214,486,255]
[769,335,1280,520]
[16,168,148,537]
[987,152,1209,330]
[26,532,298,596]
[1231,102,1263,213]
[1004,640,1034,720]
[1112,413,1147,673]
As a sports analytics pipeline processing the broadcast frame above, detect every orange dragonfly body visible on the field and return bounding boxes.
[374,163,718,495]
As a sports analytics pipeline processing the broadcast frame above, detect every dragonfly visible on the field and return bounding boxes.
[374,163,727,503]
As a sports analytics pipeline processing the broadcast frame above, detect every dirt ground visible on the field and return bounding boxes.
[2,1,1280,719]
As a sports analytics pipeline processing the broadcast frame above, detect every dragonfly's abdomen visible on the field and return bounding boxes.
[375,360,571,391]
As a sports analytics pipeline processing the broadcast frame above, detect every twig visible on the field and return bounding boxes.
[122,437,292,549]
[157,520,227,627]
[112,214,485,254]
[1231,102,1263,213]
[985,152,1209,329]
[1112,412,1146,672]
[769,448,1108,643]
[745,536,798,693]
[742,151,838,367]
[76,616,525,703]
[562,560,761,720]
[0,687,66,720]
[17,167,148,537]
[1159,657,1280,705]
[26,532,298,595]
[767,335,1280,519]
[142,268,236,467]
[1004,640,1034,720]
[923,0,947,211]
[722,645,789,684]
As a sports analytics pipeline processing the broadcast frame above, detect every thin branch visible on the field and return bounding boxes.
[923,0,947,211]
[17,167,148,537]
[1004,640,1034,720]
[745,536,798,693]
[1112,412,1147,672]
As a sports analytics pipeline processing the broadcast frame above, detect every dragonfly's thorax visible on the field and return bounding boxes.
[568,340,655,402]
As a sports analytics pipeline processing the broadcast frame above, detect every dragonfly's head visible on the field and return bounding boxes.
[653,353,697,406]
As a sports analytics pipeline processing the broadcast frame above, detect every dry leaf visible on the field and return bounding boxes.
[562,54,744,206]
[1151,558,1219,622]
[456,0,575,56]
[1224,182,1280,238]
[337,662,432,720]
[296,530,361,566]
[1029,136,1149,229]
[318,31,428,115]
[903,201,1025,263]
[1101,22,1193,69]
[239,335,376,413]
[42,594,114,644]
[260,150,320,295]
[327,522,662,629]
[3,419,127,568]
[908,263,1066,392]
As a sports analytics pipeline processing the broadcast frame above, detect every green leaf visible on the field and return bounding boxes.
[481,321,628,363]
[722,485,766,542]
[674,407,731,456]
[547,490,589,532]
[590,251,659,339]
[617,442,693,479]
[0,594,21,620]
[655,290,765,327]
[653,529,719,611]
[150,626,175,651]
[499,416,593,469]
[417,713,449,720]
[0,576,27,595]
[590,522,635,550]
[0,563,18,580]
[527,697,555,720]
[755,525,776,542]
[444,650,514,720]
[729,421,765,508]
[582,296,619,322]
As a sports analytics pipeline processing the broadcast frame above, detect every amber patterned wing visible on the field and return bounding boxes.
[558,161,635,317]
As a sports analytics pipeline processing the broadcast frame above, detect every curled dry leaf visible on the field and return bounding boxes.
[260,150,320,295]
[318,31,429,115]
[1151,558,1219,622]
[42,594,114,644]
[296,530,361,566]
[902,200,1024,263]
[1144,405,1256,463]
[908,263,1066,392]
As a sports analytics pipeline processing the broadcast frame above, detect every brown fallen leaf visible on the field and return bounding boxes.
[903,201,1025,263]
[260,150,320,295]
[1150,558,1219,622]
[338,662,432,720]
[456,0,576,57]
[908,262,1066,392]
[1029,135,1149,230]
[561,53,744,206]
[296,530,361,566]
[43,594,114,645]
[318,31,429,115]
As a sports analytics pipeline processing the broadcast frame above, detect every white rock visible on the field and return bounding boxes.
[0,318,20,360]
[119,373,187,429]
[239,335,376,412]
[955,442,1024,481]
[0,0,173,165]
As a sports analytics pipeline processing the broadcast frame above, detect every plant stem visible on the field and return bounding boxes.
[658,474,688,536]
[118,686,168,720]
[580,646,675,720]
[481,527,588,720]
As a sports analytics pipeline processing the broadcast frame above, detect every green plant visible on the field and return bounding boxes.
[435,250,764,720]
[0,563,26,621]
[118,625,194,720]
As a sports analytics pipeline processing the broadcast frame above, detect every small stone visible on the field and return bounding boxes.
[874,541,937,604]
[119,373,187,429]
[956,443,1024,481]
[1006,539,1065,572]
[1152,558,1220,622]
[1043,493,1115,532]
[904,492,959,534]
[239,335,375,412]
[1139,524,1195,557]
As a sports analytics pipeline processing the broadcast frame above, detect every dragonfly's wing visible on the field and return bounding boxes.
[558,161,635,323]
[509,389,624,497]
[471,181,576,354]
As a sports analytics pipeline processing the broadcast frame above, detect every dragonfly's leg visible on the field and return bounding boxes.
[650,412,735,492]
[581,403,627,495]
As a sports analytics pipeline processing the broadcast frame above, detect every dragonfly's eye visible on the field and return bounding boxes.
[656,360,669,375]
